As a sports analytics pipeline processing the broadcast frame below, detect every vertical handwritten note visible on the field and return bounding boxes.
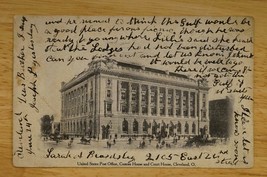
[13,16,253,167]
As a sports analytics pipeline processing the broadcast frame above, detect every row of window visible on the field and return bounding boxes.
[62,81,93,118]
[63,79,207,119]
[122,119,197,135]
[117,81,207,118]
[62,119,197,135]
[61,120,94,133]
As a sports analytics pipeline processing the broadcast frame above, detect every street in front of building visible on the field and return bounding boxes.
[42,136,227,151]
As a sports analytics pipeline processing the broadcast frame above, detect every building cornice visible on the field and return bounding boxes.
[60,58,210,92]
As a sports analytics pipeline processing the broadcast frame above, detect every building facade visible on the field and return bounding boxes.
[60,58,210,139]
[209,97,233,138]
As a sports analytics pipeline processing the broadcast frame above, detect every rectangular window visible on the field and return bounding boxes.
[122,104,128,113]
[142,106,148,114]
[142,94,146,102]
[168,108,173,116]
[107,89,111,98]
[141,85,148,102]
[107,103,112,113]
[151,94,156,103]
[151,107,156,115]
[176,108,180,116]
[168,97,172,104]
[190,92,195,117]
[121,89,126,100]
[151,86,157,104]
[132,92,136,101]
[160,107,165,116]
[104,102,112,117]
[159,96,164,104]
[132,104,138,114]
[183,91,189,117]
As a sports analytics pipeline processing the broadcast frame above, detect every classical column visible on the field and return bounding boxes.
[180,90,183,117]
[156,86,160,116]
[117,80,121,112]
[205,92,209,121]
[138,84,142,115]
[128,82,132,114]
[61,93,64,118]
[165,88,168,117]
[195,92,197,119]
[94,74,101,137]
[148,85,151,116]
[198,92,202,121]
[188,91,191,118]
[173,89,176,117]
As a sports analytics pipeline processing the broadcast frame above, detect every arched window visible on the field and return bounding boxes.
[161,121,167,137]
[152,120,158,135]
[133,119,138,134]
[177,122,181,134]
[185,122,189,134]
[192,122,196,134]
[122,118,128,134]
[169,121,174,136]
[143,119,149,133]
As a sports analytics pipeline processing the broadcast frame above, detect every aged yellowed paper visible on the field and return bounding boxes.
[13,16,253,167]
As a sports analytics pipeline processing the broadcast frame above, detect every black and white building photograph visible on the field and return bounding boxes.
[39,57,233,151]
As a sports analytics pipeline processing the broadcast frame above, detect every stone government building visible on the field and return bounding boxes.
[209,97,233,138]
[60,58,210,139]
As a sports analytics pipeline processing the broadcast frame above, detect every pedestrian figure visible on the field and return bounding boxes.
[161,140,165,146]
[68,138,74,148]
[156,142,162,149]
[113,138,116,145]
[149,137,152,145]
[128,137,132,144]
[107,139,112,148]
[139,138,145,149]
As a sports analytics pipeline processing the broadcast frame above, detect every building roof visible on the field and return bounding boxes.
[61,58,209,92]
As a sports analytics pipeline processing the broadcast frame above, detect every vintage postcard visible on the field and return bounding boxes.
[13,16,253,167]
